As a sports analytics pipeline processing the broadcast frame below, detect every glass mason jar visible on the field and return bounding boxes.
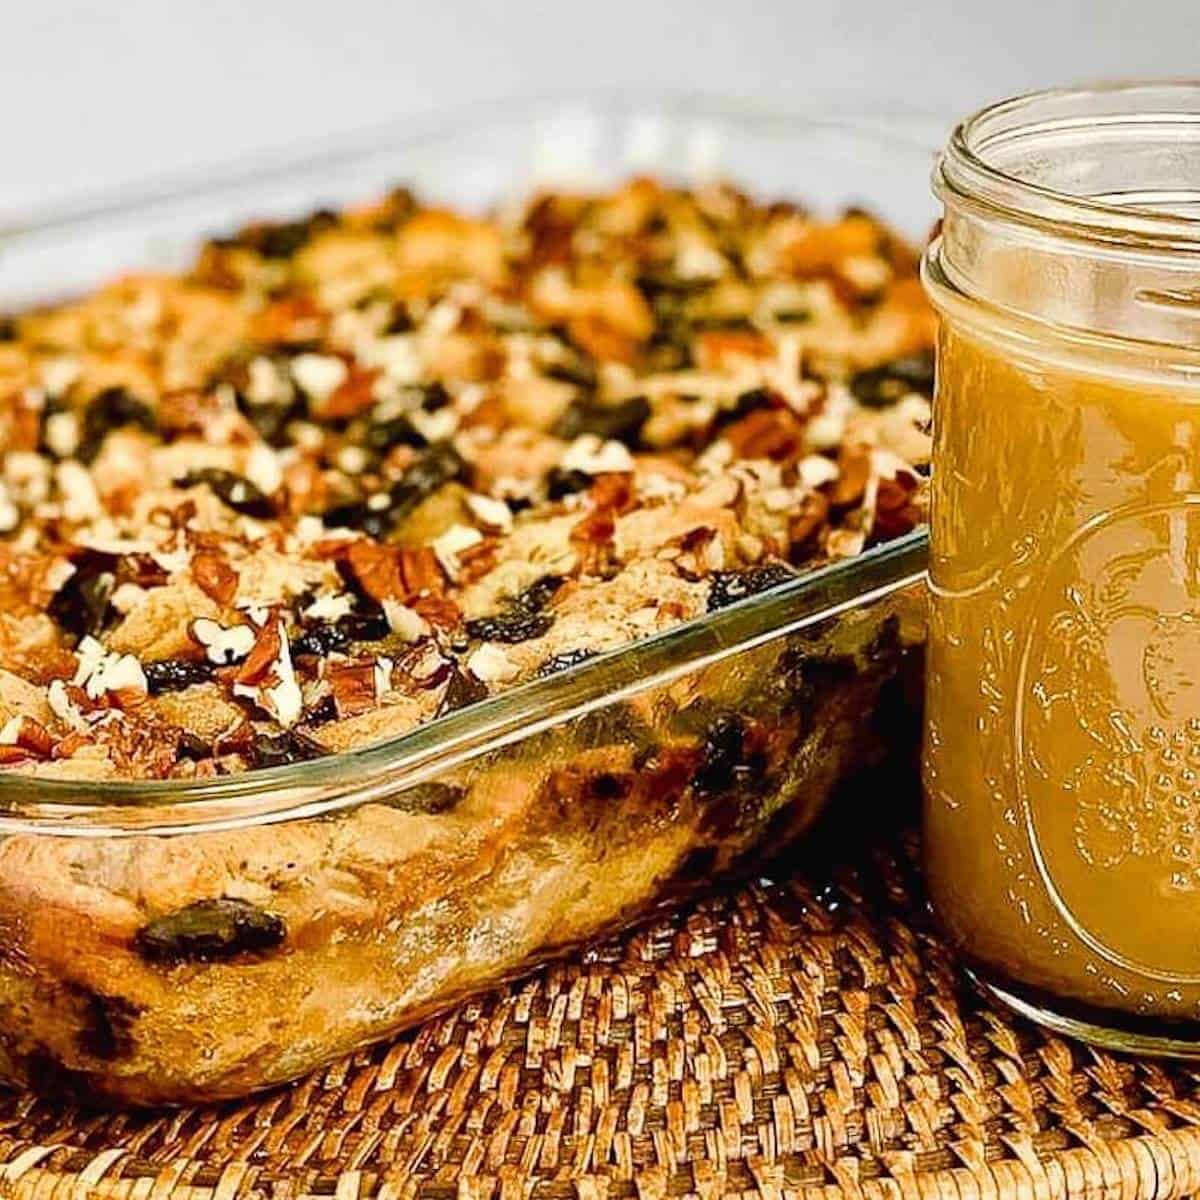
[922,83,1200,1053]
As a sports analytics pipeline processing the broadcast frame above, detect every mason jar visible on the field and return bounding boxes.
[922,82,1200,1053]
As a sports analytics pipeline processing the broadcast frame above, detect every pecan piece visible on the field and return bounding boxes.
[191,551,238,606]
[327,659,377,718]
[829,446,871,508]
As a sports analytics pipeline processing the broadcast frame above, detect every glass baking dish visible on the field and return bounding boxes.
[0,96,934,1104]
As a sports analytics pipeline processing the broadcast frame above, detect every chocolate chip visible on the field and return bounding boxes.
[134,898,286,964]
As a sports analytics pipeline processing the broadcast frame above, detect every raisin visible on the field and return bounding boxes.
[850,351,934,408]
[289,624,349,658]
[144,658,214,694]
[243,209,336,259]
[694,714,746,796]
[0,316,16,342]
[554,395,650,445]
[384,304,414,333]
[464,610,553,644]
[177,468,275,518]
[75,989,140,1061]
[542,358,598,390]
[694,714,769,836]
[176,732,212,761]
[234,384,303,447]
[387,781,465,814]
[438,666,488,716]
[465,575,562,643]
[546,467,591,500]
[77,388,157,464]
[291,610,389,658]
[635,271,710,302]
[245,730,329,769]
[866,614,902,665]
[714,387,776,432]
[413,381,451,410]
[535,648,597,678]
[365,415,425,453]
[48,552,117,639]
[134,898,286,963]
[322,442,465,536]
[514,574,564,612]
[692,315,756,333]
[304,694,338,726]
[706,563,798,612]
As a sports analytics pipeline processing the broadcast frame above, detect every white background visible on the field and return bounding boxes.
[2,0,1196,219]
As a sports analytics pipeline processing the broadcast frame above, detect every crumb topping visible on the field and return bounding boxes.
[0,178,934,778]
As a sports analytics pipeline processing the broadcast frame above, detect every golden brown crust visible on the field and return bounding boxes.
[0,178,931,779]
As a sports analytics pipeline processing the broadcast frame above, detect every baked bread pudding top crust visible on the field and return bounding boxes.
[0,178,934,780]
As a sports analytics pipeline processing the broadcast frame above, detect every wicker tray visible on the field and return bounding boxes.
[4,803,1200,1200]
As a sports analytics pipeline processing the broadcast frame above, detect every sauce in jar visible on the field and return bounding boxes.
[923,83,1200,1050]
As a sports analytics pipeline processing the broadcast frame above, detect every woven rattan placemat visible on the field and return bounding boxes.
[4,806,1200,1200]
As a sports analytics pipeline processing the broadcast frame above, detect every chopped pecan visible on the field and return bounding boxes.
[587,472,636,515]
[158,389,242,438]
[327,659,377,718]
[788,493,830,555]
[397,545,446,598]
[566,316,638,365]
[410,593,461,630]
[191,551,238,606]
[570,508,617,577]
[722,408,806,463]
[694,329,772,371]
[250,295,327,345]
[344,541,406,603]
[315,366,379,421]
[233,614,285,687]
[872,473,922,540]
[829,446,871,507]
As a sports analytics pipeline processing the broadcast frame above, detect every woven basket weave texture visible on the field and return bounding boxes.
[3,820,1200,1200]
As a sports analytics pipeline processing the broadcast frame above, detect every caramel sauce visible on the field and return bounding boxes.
[924,319,1200,1021]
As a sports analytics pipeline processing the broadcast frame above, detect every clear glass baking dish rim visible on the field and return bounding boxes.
[0,93,933,830]
[0,90,936,237]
